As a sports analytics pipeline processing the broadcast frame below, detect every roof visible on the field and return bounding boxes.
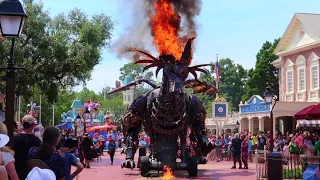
[71,98,83,109]
[123,75,133,86]
[274,13,320,55]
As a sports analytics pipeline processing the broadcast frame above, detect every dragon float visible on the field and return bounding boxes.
[109,37,217,177]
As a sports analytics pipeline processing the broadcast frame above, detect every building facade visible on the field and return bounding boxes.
[239,95,271,134]
[271,13,320,133]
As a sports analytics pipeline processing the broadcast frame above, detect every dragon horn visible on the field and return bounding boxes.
[180,37,196,65]
[130,49,159,61]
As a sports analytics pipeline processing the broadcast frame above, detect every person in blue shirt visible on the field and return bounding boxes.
[60,137,84,180]
[215,136,223,162]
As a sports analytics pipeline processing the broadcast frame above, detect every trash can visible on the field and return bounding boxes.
[267,152,282,180]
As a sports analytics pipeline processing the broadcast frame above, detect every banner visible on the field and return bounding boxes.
[213,103,227,118]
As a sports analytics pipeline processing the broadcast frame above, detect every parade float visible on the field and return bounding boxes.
[58,98,105,136]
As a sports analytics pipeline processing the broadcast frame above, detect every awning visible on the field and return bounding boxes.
[296,120,320,129]
[272,101,314,118]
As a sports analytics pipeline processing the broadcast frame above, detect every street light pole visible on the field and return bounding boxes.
[0,0,27,138]
[263,87,278,153]
[5,38,16,138]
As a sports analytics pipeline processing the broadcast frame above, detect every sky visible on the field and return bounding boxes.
[42,0,320,93]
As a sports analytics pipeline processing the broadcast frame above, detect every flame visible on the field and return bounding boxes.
[151,0,182,60]
[162,165,175,179]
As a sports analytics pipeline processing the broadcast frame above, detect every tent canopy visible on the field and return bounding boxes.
[296,120,320,129]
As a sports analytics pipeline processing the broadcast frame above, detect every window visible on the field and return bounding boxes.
[287,71,293,93]
[128,95,131,102]
[311,66,319,89]
[298,68,305,91]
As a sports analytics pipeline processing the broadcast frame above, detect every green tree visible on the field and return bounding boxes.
[218,58,248,111]
[0,0,115,103]
[119,62,154,81]
[242,39,280,101]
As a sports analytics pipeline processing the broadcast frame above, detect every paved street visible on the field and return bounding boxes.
[76,151,257,180]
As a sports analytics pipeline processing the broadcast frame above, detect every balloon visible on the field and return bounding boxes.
[295,135,303,147]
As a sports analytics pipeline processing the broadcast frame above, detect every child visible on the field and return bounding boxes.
[282,142,289,165]
[60,137,84,180]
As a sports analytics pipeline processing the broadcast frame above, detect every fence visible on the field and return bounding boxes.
[255,151,317,180]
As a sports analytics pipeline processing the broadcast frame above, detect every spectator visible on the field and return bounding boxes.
[10,115,41,180]
[257,134,267,154]
[215,136,223,162]
[231,133,242,169]
[0,132,9,180]
[60,137,84,180]
[0,122,19,180]
[241,135,249,169]
[289,138,300,159]
[29,126,66,180]
[282,141,289,165]
[81,133,93,168]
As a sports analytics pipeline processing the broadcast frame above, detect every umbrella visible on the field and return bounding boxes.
[295,104,320,120]
[302,164,319,180]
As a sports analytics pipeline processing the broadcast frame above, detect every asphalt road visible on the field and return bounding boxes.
[75,151,256,180]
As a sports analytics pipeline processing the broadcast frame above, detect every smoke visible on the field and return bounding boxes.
[171,0,202,36]
[111,0,202,61]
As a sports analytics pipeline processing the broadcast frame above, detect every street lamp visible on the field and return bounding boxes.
[75,114,81,136]
[263,87,277,152]
[0,0,27,138]
[83,108,90,133]
[236,120,240,132]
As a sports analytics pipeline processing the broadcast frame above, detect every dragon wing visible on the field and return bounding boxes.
[184,79,218,94]
[108,79,158,94]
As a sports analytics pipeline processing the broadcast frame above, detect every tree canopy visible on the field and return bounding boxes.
[242,39,280,101]
[119,62,153,81]
[0,0,115,103]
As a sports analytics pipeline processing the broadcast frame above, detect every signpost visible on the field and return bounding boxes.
[212,96,228,136]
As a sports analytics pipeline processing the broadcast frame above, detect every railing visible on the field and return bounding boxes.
[255,151,318,180]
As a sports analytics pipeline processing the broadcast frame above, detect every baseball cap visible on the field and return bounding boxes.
[26,167,56,180]
[22,115,36,124]
[0,134,9,148]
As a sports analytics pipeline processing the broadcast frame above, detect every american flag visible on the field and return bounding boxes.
[215,54,220,85]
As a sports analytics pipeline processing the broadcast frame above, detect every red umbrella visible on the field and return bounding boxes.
[295,104,320,120]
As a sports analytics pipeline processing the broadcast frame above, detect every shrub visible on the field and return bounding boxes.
[283,168,302,179]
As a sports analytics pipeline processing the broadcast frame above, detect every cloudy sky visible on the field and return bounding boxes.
[42,0,320,93]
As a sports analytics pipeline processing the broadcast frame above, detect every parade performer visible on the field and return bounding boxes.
[108,139,116,165]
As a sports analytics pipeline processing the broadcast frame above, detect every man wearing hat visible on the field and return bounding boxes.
[9,115,41,180]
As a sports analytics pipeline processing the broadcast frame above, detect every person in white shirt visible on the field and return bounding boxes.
[0,122,19,180]
[282,142,290,164]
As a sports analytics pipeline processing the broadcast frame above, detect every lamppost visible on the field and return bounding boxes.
[74,114,81,136]
[0,0,27,138]
[263,87,278,152]
[236,120,240,132]
[83,108,90,133]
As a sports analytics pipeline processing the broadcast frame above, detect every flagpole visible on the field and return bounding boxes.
[216,53,219,98]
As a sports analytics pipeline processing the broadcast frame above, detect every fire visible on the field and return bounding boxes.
[162,165,175,179]
[151,0,182,60]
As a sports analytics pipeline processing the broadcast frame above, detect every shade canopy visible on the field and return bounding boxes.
[296,120,320,129]
[294,104,320,120]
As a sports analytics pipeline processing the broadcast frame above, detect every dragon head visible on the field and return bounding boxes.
[132,37,210,94]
